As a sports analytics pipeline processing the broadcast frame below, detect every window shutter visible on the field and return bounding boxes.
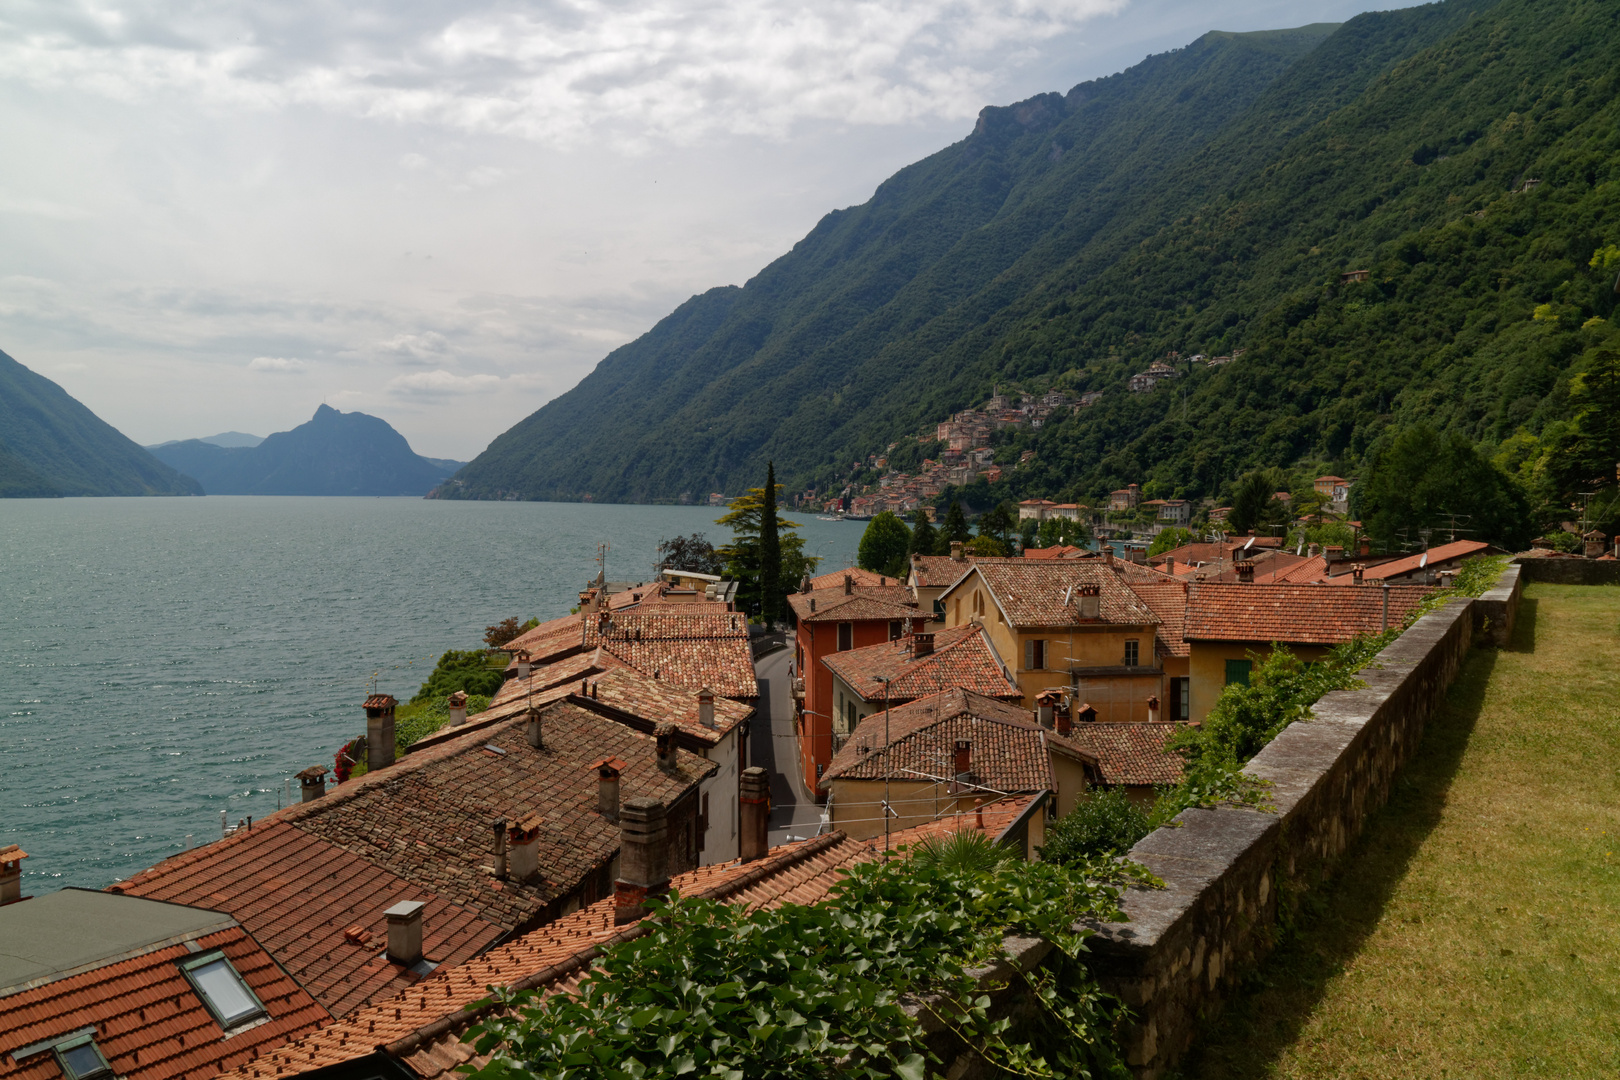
[1024,639,1033,670]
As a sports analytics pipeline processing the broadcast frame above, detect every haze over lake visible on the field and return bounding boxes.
[0,497,860,890]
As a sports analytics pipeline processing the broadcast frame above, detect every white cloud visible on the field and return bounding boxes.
[374,331,452,363]
[248,355,310,372]
[398,152,429,171]
[387,369,503,395]
[0,0,1127,146]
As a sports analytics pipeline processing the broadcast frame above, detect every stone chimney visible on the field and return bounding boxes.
[384,900,425,966]
[1352,564,1365,584]
[844,574,854,595]
[697,688,717,730]
[491,818,508,880]
[296,766,327,803]
[1307,543,1321,558]
[1164,556,1176,576]
[1147,695,1160,724]
[1077,584,1101,619]
[913,632,935,658]
[515,650,532,681]
[447,691,468,727]
[506,815,542,882]
[950,540,964,562]
[365,695,397,771]
[525,704,544,749]
[1585,529,1607,558]
[655,722,678,771]
[614,798,671,924]
[953,739,971,779]
[1324,545,1346,564]
[593,757,624,821]
[739,766,770,863]
[1235,561,1256,583]
[0,845,27,906]
[1102,545,1115,566]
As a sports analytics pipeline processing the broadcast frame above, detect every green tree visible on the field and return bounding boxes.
[857,511,912,577]
[976,500,1017,551]
[1355,424,1533,552]
[760,463,782,629]
[1227,470,1283,536]
[907,507,937,559]
[655,533,722,576]
[718,480,817,621]
[1565,347,1620,491]
[1147,527,1193,557]
[935,500,972,553]
[965,534,1007,557]
[1035,516,1089,549]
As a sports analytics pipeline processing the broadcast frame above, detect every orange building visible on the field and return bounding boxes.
[787,576,924,793]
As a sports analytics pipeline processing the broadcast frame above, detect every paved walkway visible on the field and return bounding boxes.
[751,646,825,844]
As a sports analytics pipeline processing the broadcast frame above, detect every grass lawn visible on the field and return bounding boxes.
[1180,583,1620,1079]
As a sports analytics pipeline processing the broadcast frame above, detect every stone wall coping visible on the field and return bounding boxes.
[1477,562,1521,603]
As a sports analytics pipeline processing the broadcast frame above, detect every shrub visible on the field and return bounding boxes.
[1040,788,1151,864]
[410,649,506,705]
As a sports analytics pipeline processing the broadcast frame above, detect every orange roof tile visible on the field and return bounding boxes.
[1183,582,1435,644]
[907,554,975,587]
[0,912,327,1080]
[807,567,892,590]
[820,625,1020,703]
[944,560,1159,628]
[787,590,922,624]
[1353,540,1495,580]
[1064,722,1186,786]
[1127,581,1189,658]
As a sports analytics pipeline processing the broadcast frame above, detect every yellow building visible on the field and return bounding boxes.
[934,557,1166,723]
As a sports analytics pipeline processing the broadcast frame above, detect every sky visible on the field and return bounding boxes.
[0,0,1424,461]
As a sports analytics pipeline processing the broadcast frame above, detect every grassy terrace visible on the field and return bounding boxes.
[1182,583,1620,1078]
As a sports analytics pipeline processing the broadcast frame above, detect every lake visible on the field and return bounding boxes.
[0,497,862,891]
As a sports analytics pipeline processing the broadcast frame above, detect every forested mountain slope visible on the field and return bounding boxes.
[444,0,1619,508]
[0,348,201,498]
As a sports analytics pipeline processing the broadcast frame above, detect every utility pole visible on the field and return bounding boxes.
[872,675,894,855]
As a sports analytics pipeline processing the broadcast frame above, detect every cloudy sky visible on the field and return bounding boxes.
[0,0,1419,461]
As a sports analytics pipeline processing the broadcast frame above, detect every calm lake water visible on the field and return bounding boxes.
[0,497,861,891]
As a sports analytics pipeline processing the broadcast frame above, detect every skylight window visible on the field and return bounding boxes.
[181,952,265,1028]
[53,1033,111,1080]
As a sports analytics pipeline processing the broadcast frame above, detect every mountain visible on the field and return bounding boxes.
[148,406,459,496]
[437,0,1618,510]
[147,431,264,450]
[0,348,202,498]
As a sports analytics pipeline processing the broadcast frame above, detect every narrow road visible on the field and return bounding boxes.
[752,646,825,845]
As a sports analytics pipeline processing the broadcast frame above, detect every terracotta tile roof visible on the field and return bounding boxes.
[112,706,712,1017]
[819,688,1097,790]
[877,793,1045,849]
[585,611,759,699]
[908,554,975,587]
[946,560,1159,628]
[573,665,753,746]
[1353,540,1495,580]
[820,625,1020,703]
[1022,545,1089,560]
[213,834,878,1080]
[787,589,921,624]
[1064,723,1186,786]
[1127,582,1189,658]
[488,647,627,710]
[807,567,893,590]
[1272,555,1330,583]
[0,915,327,1080]
[1183,582,1435,644]
[501,612,582,655]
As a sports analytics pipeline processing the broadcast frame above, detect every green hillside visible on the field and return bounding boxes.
[441,0,1618,520]
[0,348,202,498]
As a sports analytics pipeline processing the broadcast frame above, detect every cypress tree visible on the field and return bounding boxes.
[936,500,972,553]
[760,462,782,629]
[909,507,937,559]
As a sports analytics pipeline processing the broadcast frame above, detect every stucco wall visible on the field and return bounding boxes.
[1186,641,1332,724]
[1073,568,1516,1078]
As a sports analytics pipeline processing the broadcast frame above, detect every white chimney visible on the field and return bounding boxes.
[515,650,532,681]
[447,690,468,727]
[365,694,397,771]
[384,900,425,966]
[698,688,717,729]
[594,758,623,821]
[507,816,542,882]
[1077,584,1101,619]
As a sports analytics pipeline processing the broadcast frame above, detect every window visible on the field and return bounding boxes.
[1225,659,1253,686]
[889,620,903,641]
[1123,640,1139,667]
[1175,677,1190,720]
[837,622,853,651]
[1023,639,1046,670]
[846,700,857,732]
[181,952,265,1029]
[933,598,945,618]
[53,1034,111,1080]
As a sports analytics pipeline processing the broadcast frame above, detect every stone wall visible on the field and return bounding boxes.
[1078,577,1508,1078]
[1515,556,1620,586]
[1473,562,1522,647]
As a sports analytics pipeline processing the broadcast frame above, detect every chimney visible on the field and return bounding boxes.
[1037,700,1054,728]
[697,688,716,729]
[1165,556,1176,576]
[953,739,971,779]
[913,632,935,658]
[506,815,542,882]
[491,818,508,879]
[1359,537,1372,557]
[384,900,425,966]
[614,797,671,924]
[1352,564,1365,584]
[655,722,678,771]
[1056,704,1074,736]
[1585,530,1607,559]
[739,766,770,862]
[0,846,27,906]
[525,705,544,749]
[809,598,816,612]
[296,766,327,803]
[515,650,532,681]
[1075,703,1097,728]
[1235,561,1256,583]
[365,695,397,771]
[1307,543,1321,558]
[950,540,964,562]
[1147,695,1161,724]
[1324,545,1346,564]
[844,574,854,595]
[1103,545,1115,566]
[447,690,468,727]
[593,758,624,821]
[1077,584,1101,619]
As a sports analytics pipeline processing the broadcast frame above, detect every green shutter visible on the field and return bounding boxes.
[1225,659,1253,686]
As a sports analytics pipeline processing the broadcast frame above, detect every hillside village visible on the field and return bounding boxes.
[5,516,1617,1079]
